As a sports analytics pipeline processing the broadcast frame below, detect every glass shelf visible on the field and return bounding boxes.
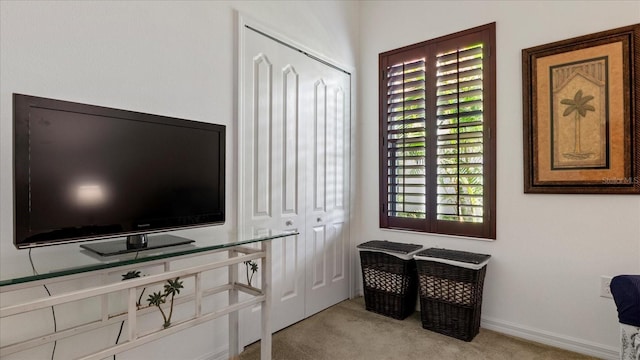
[0,228,298,288]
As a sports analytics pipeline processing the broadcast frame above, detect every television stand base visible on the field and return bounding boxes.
[80,235,195,256]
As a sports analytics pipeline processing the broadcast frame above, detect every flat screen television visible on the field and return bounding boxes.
[13,94,225,255]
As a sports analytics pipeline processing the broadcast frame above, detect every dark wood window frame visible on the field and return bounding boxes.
[379,23,496,239]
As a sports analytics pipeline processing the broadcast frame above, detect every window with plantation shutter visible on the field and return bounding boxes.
[379,23,496,239]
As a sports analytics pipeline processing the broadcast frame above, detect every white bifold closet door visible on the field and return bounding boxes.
[238,24,350,347]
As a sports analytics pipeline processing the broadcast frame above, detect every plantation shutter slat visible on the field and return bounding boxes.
[388,109,425,122]
[437,89,483,106]
[438,57,483,74]
[388,89,425,103]
[439,45,483,60]
[437,68,482,85]
[437,100,483,115]
[389,60,425,73]
[438,79,483,95]
[437,120,483,130]
[437,112,483,124]
[388,99,425,113]
[388,76,425,89]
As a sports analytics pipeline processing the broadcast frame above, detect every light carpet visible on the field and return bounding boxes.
[239,297,597,360]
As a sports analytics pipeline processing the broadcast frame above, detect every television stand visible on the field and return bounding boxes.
[80,234,195,256]
[1,229,297,360]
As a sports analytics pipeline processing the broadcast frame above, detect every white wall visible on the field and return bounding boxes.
[356,1,640,358]
[2,0,639,359]
[0,1,359,359]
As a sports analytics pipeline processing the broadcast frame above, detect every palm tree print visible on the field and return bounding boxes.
[244,260,259,286]
[163,277,183,328]
[560,90,595,159]
[147,291,169,327]
[121,270,146,307]
[146,277,184,329]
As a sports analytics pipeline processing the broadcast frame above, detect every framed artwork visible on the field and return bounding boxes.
[522,24,640,194]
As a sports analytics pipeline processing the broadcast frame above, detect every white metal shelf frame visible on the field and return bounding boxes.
[0,241,273,360]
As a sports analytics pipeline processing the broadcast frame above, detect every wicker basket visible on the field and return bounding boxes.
[358,241,422,320]
[415,248,490,341]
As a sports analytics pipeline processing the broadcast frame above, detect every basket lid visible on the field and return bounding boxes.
[357,240,422,256]
[415,248,491,269]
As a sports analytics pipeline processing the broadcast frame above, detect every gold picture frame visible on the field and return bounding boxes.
[523,24,640,194]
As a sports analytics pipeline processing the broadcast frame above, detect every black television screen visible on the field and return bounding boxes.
[13,94,225,251]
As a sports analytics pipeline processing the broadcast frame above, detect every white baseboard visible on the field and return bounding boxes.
[481,316,619,360]
[356,289,619,359]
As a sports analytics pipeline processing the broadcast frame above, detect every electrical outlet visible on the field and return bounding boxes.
[600,276,613,298]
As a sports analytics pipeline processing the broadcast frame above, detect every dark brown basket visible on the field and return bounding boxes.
[416,260,487,341]
[359,250,418,320]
